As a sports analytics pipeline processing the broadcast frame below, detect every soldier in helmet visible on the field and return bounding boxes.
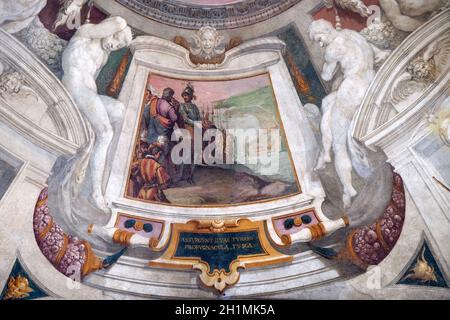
[180,85,201,184]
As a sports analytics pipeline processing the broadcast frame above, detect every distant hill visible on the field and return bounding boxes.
[212,84,290,155]
[214,85,277,114]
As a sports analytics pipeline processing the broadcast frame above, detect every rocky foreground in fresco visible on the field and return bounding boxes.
[164,167,298,205]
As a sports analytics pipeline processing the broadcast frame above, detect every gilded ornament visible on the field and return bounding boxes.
[3,275,33,300]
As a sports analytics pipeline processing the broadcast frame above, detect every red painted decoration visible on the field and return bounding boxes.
[312,0,379,32]
[38,0,107,41]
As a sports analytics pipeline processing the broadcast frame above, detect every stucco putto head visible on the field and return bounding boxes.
[190,26,225,59]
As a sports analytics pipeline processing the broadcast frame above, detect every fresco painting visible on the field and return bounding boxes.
[125,73,300,206]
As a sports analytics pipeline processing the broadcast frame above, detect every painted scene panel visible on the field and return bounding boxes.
[125,73,300,206]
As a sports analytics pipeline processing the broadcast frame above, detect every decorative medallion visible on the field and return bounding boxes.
[149,218,292,292]
[115,0,302,30]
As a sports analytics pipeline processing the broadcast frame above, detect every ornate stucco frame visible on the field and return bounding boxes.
[121,71,303,207]
[105,35,329,223]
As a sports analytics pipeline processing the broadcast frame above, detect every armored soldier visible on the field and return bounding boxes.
[180,85,201,184]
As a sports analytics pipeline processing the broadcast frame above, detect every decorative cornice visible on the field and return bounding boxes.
[0,29,89,153]
[114,0,302,30]
[352,9,450,151]
[131,35,286,72]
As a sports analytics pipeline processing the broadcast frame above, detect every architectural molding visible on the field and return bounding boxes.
[353,9,450,151]
[0,29,89,150]
[112,0,302,30]
[347,9,450,298]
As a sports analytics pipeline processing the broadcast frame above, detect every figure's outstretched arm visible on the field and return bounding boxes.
[77,16,127,39]
[379,0,424,32]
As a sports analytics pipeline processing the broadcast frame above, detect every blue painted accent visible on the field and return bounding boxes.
[309,244,338,260]
[124,219,136,229]
[174,231,264,273]
[301,215,312,224]
[0,259,48,300]
[143,223,153,233]
[284,218,294,230]
[397,241,449,288]
[102,247,128,269]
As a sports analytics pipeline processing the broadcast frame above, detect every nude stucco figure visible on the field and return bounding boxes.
[61,16,132,212]
[310,19,376,208]
[379,0,447,32]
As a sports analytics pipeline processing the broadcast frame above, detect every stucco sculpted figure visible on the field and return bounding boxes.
[190,26,225,60]
[379,0,448,32]
[324,0,372,17]
[310,19,375,208]
[0,68,24,98]
[53,0,90,31]
[0,0,69,75]
[61,16,132,212]
[0,0,46,33]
